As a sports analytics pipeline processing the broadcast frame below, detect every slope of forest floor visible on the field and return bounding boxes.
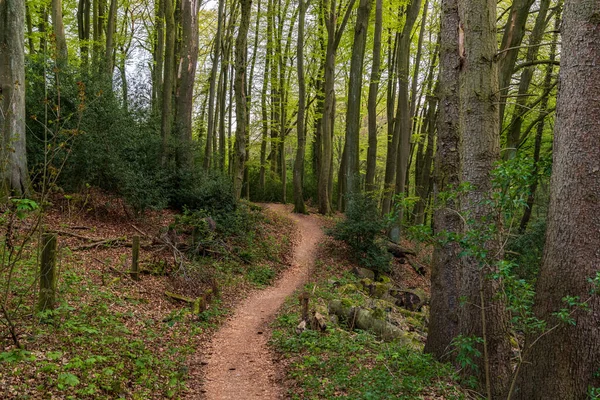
[270,221,468,399]
[0,190,297,399]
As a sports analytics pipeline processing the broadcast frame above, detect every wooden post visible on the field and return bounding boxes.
[299,292,310,322]
[130,235,140,281]
[38,233,57,312]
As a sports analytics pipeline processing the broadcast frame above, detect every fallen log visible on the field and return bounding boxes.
[329,300,410,343]
[385,242,416,258]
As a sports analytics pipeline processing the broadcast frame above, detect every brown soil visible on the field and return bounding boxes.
[192,203,323,400]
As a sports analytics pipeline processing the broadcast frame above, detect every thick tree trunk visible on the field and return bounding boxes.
[174,0,200,170]
[514,2,600,398]
[344,0,372,196]
[424,0,460,361]
[365,0,382,191]
[457,0,512,396]
[233,0,250,199]
[293,0,307,213]
[0,0,29,197]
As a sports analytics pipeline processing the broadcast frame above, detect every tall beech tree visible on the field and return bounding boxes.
[233,0,250,199]
[174,0,201,169]
[424,0,460,362]
[293,0,307,214]
[343,0,371,196]
[514,1,600,397]
[317,0,356,214]
[364,0,382,191]
[457,0,512,395]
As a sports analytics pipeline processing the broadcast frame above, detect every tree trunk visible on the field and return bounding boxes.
[503,0,551,159]
[424,0,461,361]
[457,0,512,395]
[389,0,422,242]
[514,2,600,397]
[0,0,29,197]
[160,0,176,165]
[174,0,200,170]
[318,0,357,214]
[344,0,372,196]
[293,0,307,213]
[381,31,398,216]
[104,0,117,79]
[365,0,382,191]
[153,0,165,116]
[497,0,535,128]
[51,0,68,67]
[518,7,560,233]
[233,0,250,199]
[77,0,91,68]
[203,0,224,169]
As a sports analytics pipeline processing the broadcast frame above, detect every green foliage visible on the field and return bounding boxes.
[506,219,546,280]
[328,192,391,277]
[246,264,276,286]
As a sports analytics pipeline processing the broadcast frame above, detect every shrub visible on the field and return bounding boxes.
[328,192,391,278]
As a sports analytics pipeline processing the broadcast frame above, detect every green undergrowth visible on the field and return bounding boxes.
[0,204,294,399]
[271,271,465,400]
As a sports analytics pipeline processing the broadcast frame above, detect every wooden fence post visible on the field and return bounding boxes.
[38,233,57,312]
[130,235,140,281]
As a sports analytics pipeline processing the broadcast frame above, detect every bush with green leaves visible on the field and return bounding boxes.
[328,192,391,278]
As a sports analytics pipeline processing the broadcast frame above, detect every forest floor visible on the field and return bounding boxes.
[1,194,464,399]
[189,203,323,399]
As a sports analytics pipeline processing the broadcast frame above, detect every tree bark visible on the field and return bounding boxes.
[514,2,600,398]
[203,0,224,169]
[153,0,165,115]
[233,0,251,199]
[160,0,176,165]
[104,0,117,79]
[365,0,382,191]
[389,0,422,242]
[293,0,307,213]
[0,0,29,198]
[318,0,357,214]
[424,0,461,361]
[457,0,512,395]
[344,0,372,196]
[174,0,200,170]
[51,0,68,67]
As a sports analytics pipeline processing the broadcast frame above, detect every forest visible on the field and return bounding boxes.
[0,0,599,397]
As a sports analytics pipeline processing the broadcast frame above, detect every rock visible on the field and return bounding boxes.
[296,320,307,334]
[353,267,375,280]
[389,288,429,311]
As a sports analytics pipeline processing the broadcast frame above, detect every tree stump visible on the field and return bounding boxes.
[38,233,57,312]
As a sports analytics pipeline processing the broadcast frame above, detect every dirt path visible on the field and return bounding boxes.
[197,204,323,399]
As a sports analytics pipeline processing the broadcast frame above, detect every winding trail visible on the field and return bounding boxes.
[199,204,323,399]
